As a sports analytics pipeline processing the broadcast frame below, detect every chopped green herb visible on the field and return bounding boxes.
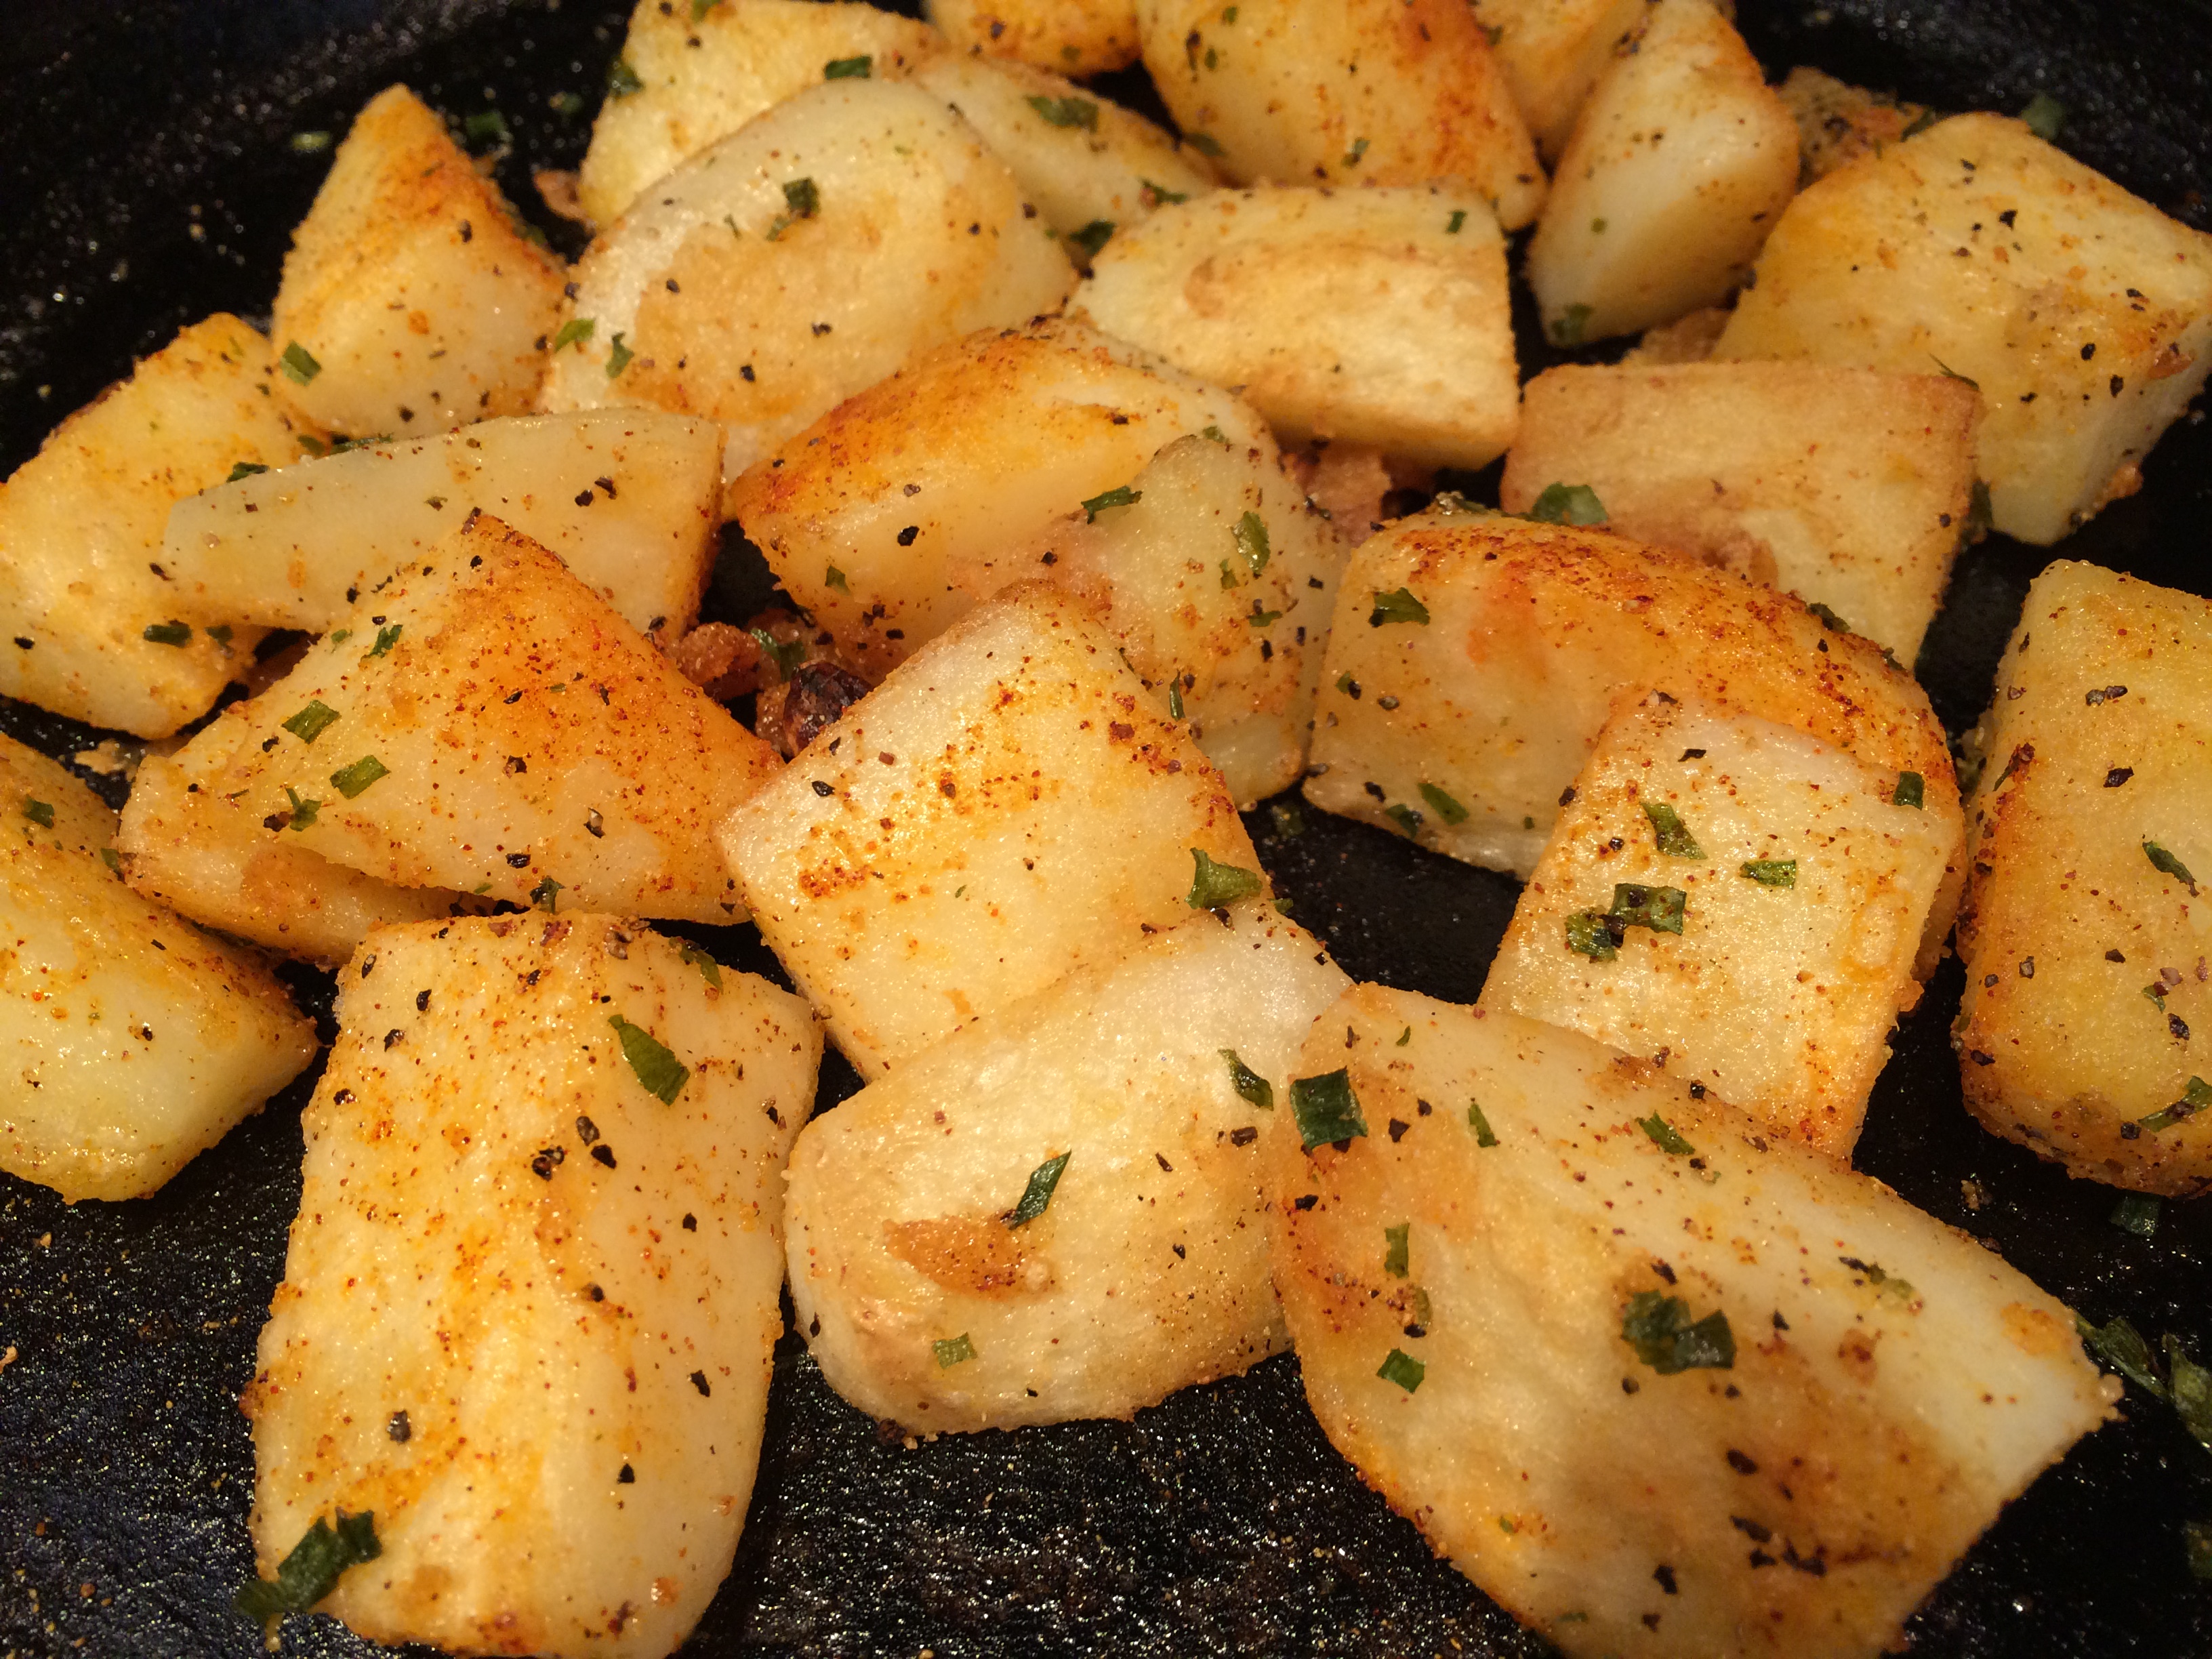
[748,628,806,677]
[464,108,511,148]
[1899,106,1940,139]
[289,130,333,155]
[1524,483,1607,526]
[282,700,340,744]
[1185,131,1225,158]
[1006,1150,1071,1227]
[933,1332,975,1368]
[1376,1348,1425,1393]
[823,53,872,79]
[1741,859,1797,887]
[1642,802,1704,859]
[283,787,322,832]
[1806,601,1851,633]
[1395,1026,1411,1048]
[142,621,192,647]
[1270,799,1305,838]
[766,176,821,240]
[1565,909,1622,960]
[607,56,645,98]
[23,798,54,829]
[2168,1335,2212,1451]
[1637,1113,1695,1155]
[824,565,848,592]
[1067,220,1116,260]
[550,89,586,118]
[691,0,720,18]
[1220,1049,1274,1109]
[1218,559,1240,591]
[2076,1311,2165,1396]
[676,942,723,988]
[1369,587,1430,627]
[1621,1291,1735,1374]
[1199,424,1227,443]
[1467,1100,1499,1147]
[553,317,596,353]
[329,629,352,648]
[608,1015,689,1103]
[1418,783,1468,825]
[1167,680,1185,720]
[1342,136,1370,167]
[1082,484,1141,521]
[1027,94,1099,130]
[1893,771,1925,809]
[2145,840,2198,893]
[1382,1223,1410,1278]
[1446,209,1467,234]
[1232,510,1271,575]
[1550,304,1593,346]
[369,623,403,658]
[1610,882,1687,935]
[1929,357,1979,390]
[1246,600,1282,629]
[2111,1193,2161,1238]
[1186,847,1264,909]
[329,756,390,798]
[100,846,123,874]
[530,875,564,913]
[1141,179,1189,206]
[2136,1077,2212,1134]
[226,460,270,483]
[1382,802,1421,836]
[2020,91,2066,142]
[209,625,234,648]
[235,1509,382,1628]
[1290,1068,1367,1150]
[605,333,634,377]
[279,342,322,385]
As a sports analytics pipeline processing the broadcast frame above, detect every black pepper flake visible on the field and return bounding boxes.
[1229,1126,1258,1147]
[1652,1261,1677,1285]
[2108,949,2127,963]
[617,1463,635,1483]
[1725,1449,1759,1475]
[1621,1376,1640,1394]
[1293,1194,1319,1211]
[2172,1014,2192,1042]
[1155,1152,1174,1172]
[1771,1311,1788,1330]
[2106,767,2135,787]
[2020,957,2036,977]
[897,525,920,546]
[416,989,431,1012]
[682,1212,697,1230]
[506,852,533,868]
[384,1029,404,1050]
[1559,786,1576,806]
[1416,1099,1432,1115]
[387,1410,411,1443]
[690,1370,711,1397]
[1783,1544,1826,1577]
[1172,1242,1187,1258]
[1387,1118,1410,1142]
[1732,1515,1772,1542]
[1971,1050,1996,1065]
[1688,1082,1707,1099]
[1653,1565,1678,1595]
[361,955,377,978]
[2081,342,2096,360]
[811,780,834,796]
[333,1088,356,1106]
[2111,374,2126,397]
[591,1144,617,1168]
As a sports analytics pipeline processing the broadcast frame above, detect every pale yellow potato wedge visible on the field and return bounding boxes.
[243,916,819,1658]
[1717,114,2212,546]
[272,85,567,438]
[541,79,1078,491]
[0,735,316,1202]
[1618,305,1732,366]
[1482,694,1960,1160]
[1469,0,1650,159]
[788,901,1346,1432]
[720,583,1264,1080]
[1132,0,1545,229]
[1500,361,1981,665]
[121,514,781,962]
[1525,0,1798,345]
[1076,186,1519,469]
[1954,562,2212,1195]
[1266,984,2111,1659]
[1303,510,1958,881]
[926,0,1139,77]
[162,410,723,642]
[1776,66,1930,183]
[0,314,302,737]
[577,0,943,228]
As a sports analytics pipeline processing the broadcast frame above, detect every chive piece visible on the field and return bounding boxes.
[1220,1049,1273,1109]
[1641,802,1704,859]
[1082,484,1142,521]
[2136,1077,2212,1134]
[1395,1027,1411,1048]
[1006,1151,1072,1227]
[2111,1193,2161,1238]
[1382,803,1420,836]
[608,1015,689,1103]
[1383,1223,1410,1278]
[605,333,634,378]
[823,53,872,79]
[824,565,848,592]
[1290,1068,1367,1150]
[1141,179,1189,206]
[1620,1291,1735,1374]
[1741,859,1797,887]
[1565,910,1622,960]
[2187,1521,2212,1582]
[1550,304,1593,346]
[464,108,510,148]
[1185,131,1225,157]
[1027,94,1099,129]
[1418,783,1468,825]
[1368,588,1430,627]
[1524,483,1607,527]
[1637,1113,1695,1155]
[1067,220,1116,260]
[369,623,403,658]
[607,56,645,98]
[1186,848,1263,909]
[2168,1335,2212,1451]
[2074,1311,2166,1396]
[234,1509,382,1626]
[1610,882,1687,935]
[530,876,564,913]
[553,316,596,352]
[747,628,806,677]
[677,942,722,989]
[279,342,322,385]
[1891,771,1925,809]
[23,798,54,828]
[1446,209,1467,234]
[1467,1100,1499,1147]
[1168,681,1185,720]
[227,460,270,483]
[142,621,192,647]
[933,1333,975,1368]
[283,787,322,831]
[1233,510,1271,575]
[328,756,389,798]
[1376,1348,1425,1393]
[281,700,340,744]
[2145,840,2198,893]
[2020,91,2066,142]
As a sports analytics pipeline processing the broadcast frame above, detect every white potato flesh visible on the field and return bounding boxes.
[0,735,316,1202]
[1955,562,2212,1195]
[577,0,943,228]
[788,901,1347,1431]
[1717,114,2212,546]
[1267,984,2112,1659]
[1776,66,1930,184]
[541,79,1078,491]
[1500,362,1982,665]
[1132,0,1545,230]
[120,514,782,961]
[242,916,819,1658]
[1076,186,1520,469]
[1525,0,1798,346]
[720,583,1265,1080]
[272,86,567,438]
[162,411,724,642]
[1303,510,1959,881]
[1482,695,1960,1160]
[0,314,302,737]
[1469,0,1652,159]
[926,0,1139,77]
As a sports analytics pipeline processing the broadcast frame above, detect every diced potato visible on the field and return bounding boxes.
[1265,984,2111,1659]
[788,901,1347,1432]
[0,735,316,1202]
[271,86,567,438]
[1776,66,1930,183]
[1525,0,1798,345]
[0,314,304,737]
[1076,186,1520,469]
[577,0,943,228]
[1467,0,1650,159]
[241,916,819,1657]
[1618,306,1733,367]
[1132,0,1545,230]
[162,410,724,642]
[720,583,1265,1080]
[906,52,1217,261]
[1716,114,2212,546]
[540,80,1078,491]
[926,0,1139,77]
[1481,694,1959,1159]
[1302,510,1958,880]
[121,514,781,962]
[1954,562,2212,1196]
[1500,361,1981,665]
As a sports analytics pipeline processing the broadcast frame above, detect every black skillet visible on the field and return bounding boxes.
[1,2,2209,1654]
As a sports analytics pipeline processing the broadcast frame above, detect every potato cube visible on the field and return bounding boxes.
[241,916,819,1657]
[1716,114,2212,546]
[787,901,1346,1431]
[0,314,304,737]
[720,583,1265,1080]
[120,514,781,961]
[1776,66,1930,184]
[541,79,1077,492]
[1467,0,1650,159]
[577,0,943,228]
[1076,186,1520,469]
[1954,562,2212,1195]
[0,735,316,1201]
[1132,0,1544,230]
[1303,510,1957,881]
[1617,306,1732,367]
[1525,0,1799,345]
[926,0,1139,77]
[1500,361,1981,665]
[272,86,567,438]
[1482,694,1960,1158]
[1265,984,2110,1659]
[162,410,724,642]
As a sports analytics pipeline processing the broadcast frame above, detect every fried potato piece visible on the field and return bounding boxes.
[788,901,1346,1431]
[1468,0,1650,159]
[1775,66,1930,184]
[926,0,1139,77]
[1954,562,2212,1195]
[1267,984,2112,1659]
[242,916,819,1658]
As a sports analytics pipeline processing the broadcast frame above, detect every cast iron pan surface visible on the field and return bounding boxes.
[1,2,2209,1654]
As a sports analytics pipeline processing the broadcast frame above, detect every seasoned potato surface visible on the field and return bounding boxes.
[926,0,1139,77]
[1469,0,1650,159]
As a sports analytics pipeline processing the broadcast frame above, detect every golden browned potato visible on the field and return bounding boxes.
[242,916,819,1656]
[926,0,1139,77]
[1469,0,1650,159]
[1481,693,1961,1160]
[1617,306,1733,366]
[787,901,1346,1432]
[0,314,304,737]
[1954,562,2212,1195]
[719,582,1265,1080]
[1775,66,1931,183]
[1132,0,1545,228]
[271,85,567,438]
[1717,114,2212,546]
[0,735,316,1202]
[1500,361,1981,664]
[1265,983,2112,1659]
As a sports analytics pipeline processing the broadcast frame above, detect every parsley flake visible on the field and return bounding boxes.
[369,623,403,657]
[2145,840,2198,893]
[1247,600,1282,628]
[226,460,270,483]
[142,621,192,647]
[1185,131,1225,157]
[530,875,564,913]
[609,1015,688,1103]
[934,1332,975,1368]
[464,108,510,148]
[553,317,596,352]
[1369,588,1429,627]
[279,342,322,385]
[234,1509,381,1629]
[748,628,806,677]
[1067,220,1116,260]
[1377,1348,1425,1392]
[1446,209,1467,234]
[766,177,820,240]
[1566,910,1624,960]
[605,333,634,377]
[678,942,722,988]
[1290,1068,1367,1150]
[1642,802,1704,859]
[1550,304,1593,346]
[1893,771,1925,809]
[283,787,322,832]
[1467,1100,1499,1147]
[607,56,645,98]
[824,565,848,591]
[2111,1193,2161,1238]
[1233,510,1270,575]
[1621,1291,1734,1374]
[2020,91,2066,142]
[1220,1049,1273,1109]
[329,756,389,798]
[1383,1223,1410,1278]
[1610,882,1687,935]
[23,798,54,829]
[823,54,872,79]
[1185,848,1263,909]
[1142,179,1189,206]
[1637,1113,1695,1155]
[1082,484,1142,521]
[1418,783,1468,825]
[1524,483,1607,526]
[1741,859,1797,887]
[282,700,340,744]
[1006,1150,1071,1227]
[1027,94,1099,129]
[2135,1077,2211,1134]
